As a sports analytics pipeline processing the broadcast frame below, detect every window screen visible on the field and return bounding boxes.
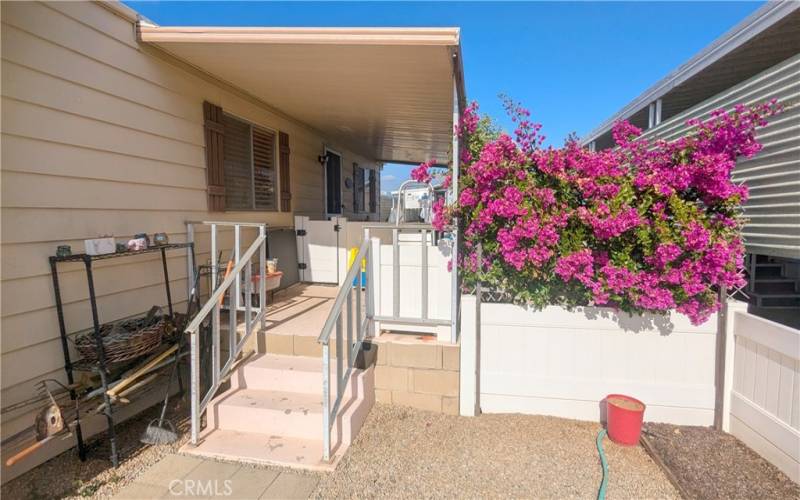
[222,113,277,211]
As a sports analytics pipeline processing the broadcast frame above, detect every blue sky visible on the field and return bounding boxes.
[126,1,764,192]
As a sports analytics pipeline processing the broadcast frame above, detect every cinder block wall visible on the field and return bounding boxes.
[367,334,460,414]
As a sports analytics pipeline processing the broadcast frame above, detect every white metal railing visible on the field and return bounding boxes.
[363,223,453,331]
[317,237,373,461]
[184,221,267,444]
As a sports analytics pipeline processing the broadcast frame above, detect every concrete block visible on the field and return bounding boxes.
[410,369,459,397]
[442,396,459,415]
[389,342,441,369]
[265,334,293,356]
[392,391,442,413]
[375,388,392,403]
[442,344,460,371]
[293,335,323,357]
[375,365,409,391]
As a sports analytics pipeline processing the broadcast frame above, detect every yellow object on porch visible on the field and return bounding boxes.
[348,247,367,287]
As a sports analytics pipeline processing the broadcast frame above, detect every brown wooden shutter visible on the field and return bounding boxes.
[368,169,377,213]
[279,131,291,212]
[203,101,225,211]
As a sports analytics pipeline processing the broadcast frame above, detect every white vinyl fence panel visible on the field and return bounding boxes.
[730,310,800,483]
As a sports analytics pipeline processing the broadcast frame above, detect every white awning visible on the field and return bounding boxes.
[139,26,465,164]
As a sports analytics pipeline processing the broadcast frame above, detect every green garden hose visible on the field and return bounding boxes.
[596,429,609,500]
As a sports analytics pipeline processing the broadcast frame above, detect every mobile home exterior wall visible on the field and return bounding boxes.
[0,0,376,480]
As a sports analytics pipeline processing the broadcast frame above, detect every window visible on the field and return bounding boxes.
[353,164,366,213]
[352,165,376,214]
[222,113,277,211]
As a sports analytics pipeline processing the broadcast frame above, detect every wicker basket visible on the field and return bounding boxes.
[75,311,165,365]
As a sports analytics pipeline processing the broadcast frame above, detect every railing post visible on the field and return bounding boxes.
[211,224,220,387]
[356,274,362,343]
[336,315,343,399]
[322,343,331,462]
[234,224,241,312]
[190,330,200,444]
[392,228,400,319]
[259,225,266,332]
[230,225,240,361]
[186,222,195,299]
[346,291,353,368]
[367,236,377,336]
[421,229,428,320]
[245,247,252,351]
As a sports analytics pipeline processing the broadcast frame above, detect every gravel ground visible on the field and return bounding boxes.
[643,422,800,500]
[2,397,190,500]
[315,404,679,499]
[4,400,679,499]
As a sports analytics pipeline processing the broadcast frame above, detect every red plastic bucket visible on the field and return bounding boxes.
[606,394,645,446]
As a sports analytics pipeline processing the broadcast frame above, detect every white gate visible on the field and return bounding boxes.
[295,216,348,284]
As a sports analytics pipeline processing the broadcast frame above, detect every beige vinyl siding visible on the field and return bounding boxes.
[0,0,376,478]
[641,53,800,260]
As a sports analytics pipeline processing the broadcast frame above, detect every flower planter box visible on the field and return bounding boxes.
[459,296,719,426]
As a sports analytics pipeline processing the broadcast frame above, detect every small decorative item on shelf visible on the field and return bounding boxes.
[85,236,116,256]
[116,243,127,253]
[134,233,151,247]
[56,245,72,258]
[266,258,278,274]
[127,238,148,252]
[153,232,169,246]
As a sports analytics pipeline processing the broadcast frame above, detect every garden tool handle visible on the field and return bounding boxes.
[219,259,233,306]
[107,345,177,397]
[5,435,54,467]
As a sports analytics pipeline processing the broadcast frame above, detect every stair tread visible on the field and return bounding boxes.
[218,387,324,414]
[182,430,337,471]
[246,353,322,372]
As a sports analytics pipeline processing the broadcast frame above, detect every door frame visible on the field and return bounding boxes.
[323,146,343,218]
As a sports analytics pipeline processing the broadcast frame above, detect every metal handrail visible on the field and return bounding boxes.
[317,239,370,344]
[317,237,372,461]
[185,223,267,445]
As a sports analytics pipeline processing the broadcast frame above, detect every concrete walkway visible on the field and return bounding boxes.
[114,454,319,499]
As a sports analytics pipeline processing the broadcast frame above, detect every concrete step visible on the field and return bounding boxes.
[181,430,337,472]
[235,353,361,395]
[753,279,798,294]
[754,263,783,279]
[752,292,800,308]
[213,388,324,440]
[186,355,375,470]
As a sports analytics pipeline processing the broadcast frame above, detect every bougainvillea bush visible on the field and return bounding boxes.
[413,98,780,325]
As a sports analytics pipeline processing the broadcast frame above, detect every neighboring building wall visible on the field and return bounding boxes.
[640,54,800,260]
[0,0,376,472]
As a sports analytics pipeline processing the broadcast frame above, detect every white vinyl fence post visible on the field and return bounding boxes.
[722,297,747,432]
[459,294,478,416]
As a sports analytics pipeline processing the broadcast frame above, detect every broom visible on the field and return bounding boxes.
[140,270,202,445]
[140,345,180,445]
